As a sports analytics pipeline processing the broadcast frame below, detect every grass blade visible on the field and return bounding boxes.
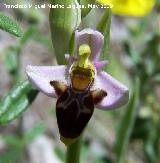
[114,78,140,163]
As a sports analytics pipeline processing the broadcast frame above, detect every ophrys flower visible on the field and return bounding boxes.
[26,28,129,145]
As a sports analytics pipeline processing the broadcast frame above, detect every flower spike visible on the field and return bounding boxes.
[26,28,129,145]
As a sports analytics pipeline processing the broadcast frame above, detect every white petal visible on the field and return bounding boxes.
[75,28,104,61]
[93,71,129,110]
[26,65,69,97]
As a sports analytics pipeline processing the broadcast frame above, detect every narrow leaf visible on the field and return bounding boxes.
[19,26,35,48]
[114,78,140,163]
[0,12,22,37]
[0,80,38,124]
[96,8,111,69]
[18,27,52,52]
[49,0,81,64]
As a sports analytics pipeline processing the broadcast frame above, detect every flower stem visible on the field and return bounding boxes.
[66,137,82,163]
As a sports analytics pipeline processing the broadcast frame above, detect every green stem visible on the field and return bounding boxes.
[66,137,82,163]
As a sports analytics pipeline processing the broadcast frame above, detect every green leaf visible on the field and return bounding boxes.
[19,26,35,48]
[13,26,37,56]
[18,26,52,52]
[49,0,81,64]
[0,80,38,124]
[114,78,140,163]
[0,12,22,37]
[123,41,142,67]
[80,0,95,18]
[96,8,111,70]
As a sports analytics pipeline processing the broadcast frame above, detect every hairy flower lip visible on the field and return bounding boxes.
[26,28,129,110]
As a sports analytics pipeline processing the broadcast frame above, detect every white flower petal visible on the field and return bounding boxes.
[26,65,69,97]
[93,71,129,110]
[75,28,104,61]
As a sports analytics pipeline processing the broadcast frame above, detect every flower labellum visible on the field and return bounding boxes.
[26,28,129,145]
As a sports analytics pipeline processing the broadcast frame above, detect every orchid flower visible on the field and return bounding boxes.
[26,28,129,145]
[96,0,156,16]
